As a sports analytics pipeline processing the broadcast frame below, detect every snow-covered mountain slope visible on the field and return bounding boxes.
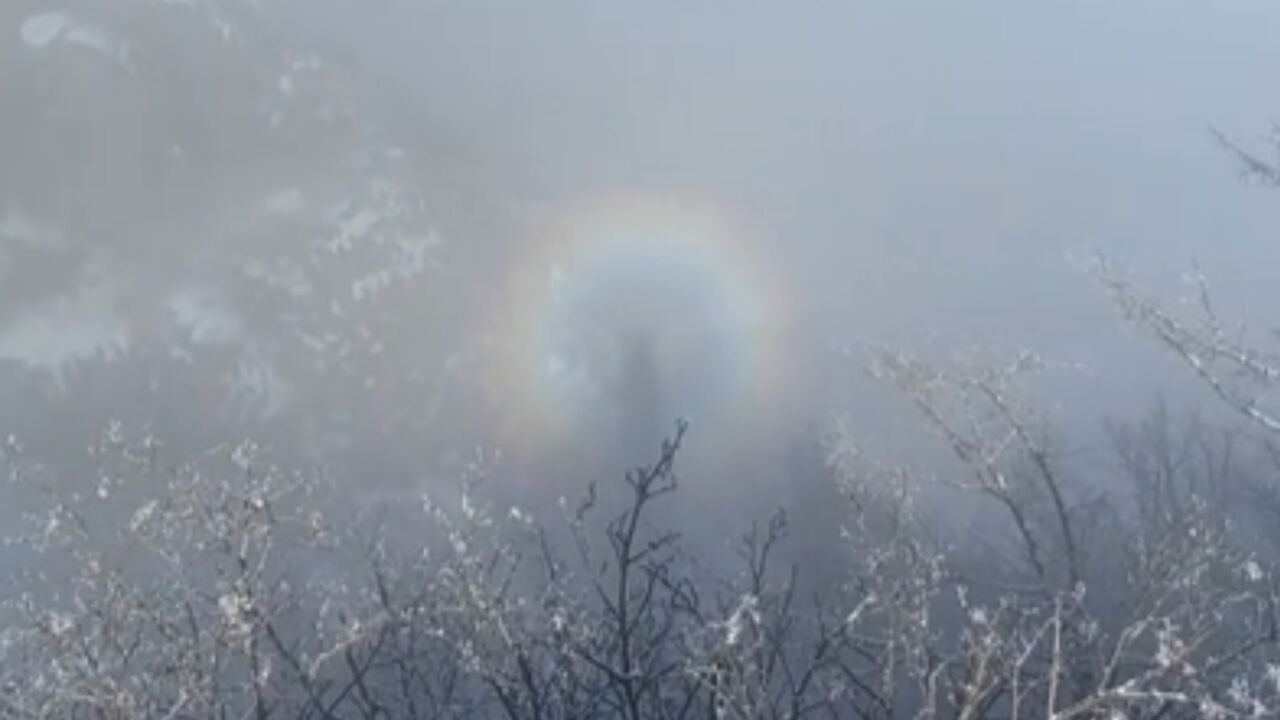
[0,1,484,477]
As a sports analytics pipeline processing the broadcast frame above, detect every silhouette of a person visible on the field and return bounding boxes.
[614,329,665,465]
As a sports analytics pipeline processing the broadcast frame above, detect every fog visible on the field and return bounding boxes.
[0,0,1275,530]
[0,1,1275,505]
[5,3,1280,717]
[349,2,1278,321]
[340,0,1280,438]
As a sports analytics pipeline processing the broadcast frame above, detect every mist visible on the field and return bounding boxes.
[2,2,1280,718]
[3,1,1278,467]
[336,0,1280,455]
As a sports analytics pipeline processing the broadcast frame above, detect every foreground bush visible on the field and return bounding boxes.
[5,335,1280,720]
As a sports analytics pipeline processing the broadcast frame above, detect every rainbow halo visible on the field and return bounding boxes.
[483,193,791,453]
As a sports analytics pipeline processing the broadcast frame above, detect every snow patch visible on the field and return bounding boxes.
[331,208,381,253]
[20,14,70,49]
[63,24,114,55]
[243,258,312,298]
[169,286,243,346]
[0,272,130,387]
[21,13,119,56]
